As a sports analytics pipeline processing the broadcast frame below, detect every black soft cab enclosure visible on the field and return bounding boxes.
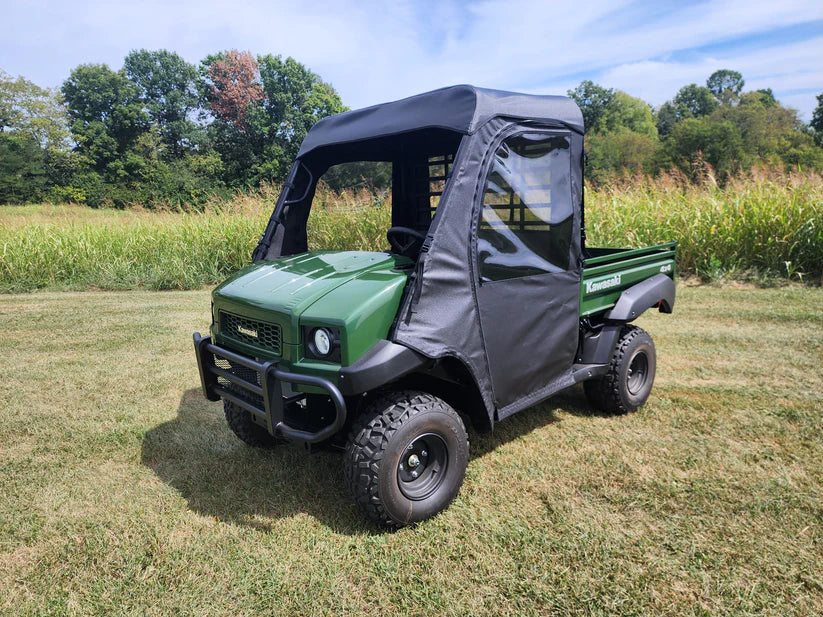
[253,85,586,421]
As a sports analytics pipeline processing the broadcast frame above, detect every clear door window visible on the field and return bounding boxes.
[478,133,572,281]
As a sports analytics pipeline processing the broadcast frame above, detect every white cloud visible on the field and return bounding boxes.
[596,36,823,116]
[779,92,821,114]
[1,0,821,117]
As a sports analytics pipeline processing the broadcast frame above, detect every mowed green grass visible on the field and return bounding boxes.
[1,285,821,616]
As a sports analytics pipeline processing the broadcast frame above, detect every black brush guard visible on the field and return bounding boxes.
[193,332,346,443]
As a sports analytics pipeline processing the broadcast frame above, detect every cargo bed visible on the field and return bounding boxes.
[580,242,677,317]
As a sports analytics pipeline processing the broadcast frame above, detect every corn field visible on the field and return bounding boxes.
[1,169,820,292]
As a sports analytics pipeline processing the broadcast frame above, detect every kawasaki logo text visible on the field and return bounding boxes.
[586,274,622,294]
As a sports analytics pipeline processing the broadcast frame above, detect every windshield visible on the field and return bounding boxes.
[308,161,393,252]
[256,129,463,261]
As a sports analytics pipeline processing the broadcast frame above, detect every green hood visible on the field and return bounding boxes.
[214,251,406,315]
[213,251,411,363]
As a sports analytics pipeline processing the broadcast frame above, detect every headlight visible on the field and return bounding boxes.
[303,325,340,361]
[312,327,332,356]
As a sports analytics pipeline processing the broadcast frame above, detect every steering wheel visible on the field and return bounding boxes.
[386,227,426,257]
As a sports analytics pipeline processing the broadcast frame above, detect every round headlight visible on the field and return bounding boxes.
[312,328,332,356]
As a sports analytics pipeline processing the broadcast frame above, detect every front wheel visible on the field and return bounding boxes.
[344,390,469,527]
[584,325,657,414]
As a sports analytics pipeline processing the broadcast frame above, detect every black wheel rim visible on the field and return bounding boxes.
[626,350,649,396]
[397,433,448,501]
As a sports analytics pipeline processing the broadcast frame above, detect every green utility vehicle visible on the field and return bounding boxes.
[193,85,676,527]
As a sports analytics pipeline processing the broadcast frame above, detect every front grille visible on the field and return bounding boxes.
[213,355,264,409]
[219,311,282,355]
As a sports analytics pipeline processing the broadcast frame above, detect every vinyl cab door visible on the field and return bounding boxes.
[474,131,581,415]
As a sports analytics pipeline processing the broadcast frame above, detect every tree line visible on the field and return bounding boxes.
[569,70,823,183]
[2,55,823,206]
[1,50,344,206]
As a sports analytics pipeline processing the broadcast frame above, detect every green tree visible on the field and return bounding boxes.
[658,88,823,177]
[661,117,746,178]
[674,84,718,118]
[600,91,657,137]
[752,88,778,107]
[655,101,679,138]
[586,132,658,182]
[584,91,658,181]
[714,94,820,167]
[62,64,148,175]
[253,54,346,180]
[0,69,72,202]
[706,69,744,106]
[61,64,153,206]
[810,93,823,147]
[656,84,718,137]
[0,69,70,149]
[567,80,614,134]
[202,52,345,187]
[124,49,201,157]
[0,132,47,202]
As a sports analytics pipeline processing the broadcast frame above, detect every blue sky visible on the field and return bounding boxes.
[2,0,821,118]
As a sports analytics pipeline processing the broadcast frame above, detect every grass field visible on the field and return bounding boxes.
[1,285,821,616]
[1,170,821,292]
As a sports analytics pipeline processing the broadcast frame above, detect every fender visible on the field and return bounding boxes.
[580,274,675,365]
[606,273,675,322]
[338,340,430,395]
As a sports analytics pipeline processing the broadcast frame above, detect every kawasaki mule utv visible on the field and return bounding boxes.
[193,85,676,527]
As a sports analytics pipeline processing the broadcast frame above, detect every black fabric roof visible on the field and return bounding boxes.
[297,85,584,158]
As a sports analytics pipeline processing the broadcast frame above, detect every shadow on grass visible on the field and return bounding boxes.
[142,386,599,534]
[141,388,374,535]
[468,385,596,458]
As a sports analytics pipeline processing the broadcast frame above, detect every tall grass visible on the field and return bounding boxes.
[1,169,820,292]
[0,206,261,292]
[0,187,390,292]
[586,167,823,281]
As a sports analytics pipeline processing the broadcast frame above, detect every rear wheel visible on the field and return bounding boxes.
[584,325,656,414]
[223,399,279,447]
[344,390,469,527]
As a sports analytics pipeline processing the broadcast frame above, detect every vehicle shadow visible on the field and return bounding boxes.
[142,386,596,534]
[141,388,373,535]
[467,385,593,459]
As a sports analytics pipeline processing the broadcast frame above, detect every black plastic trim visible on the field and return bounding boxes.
[579,324,623,365]
[252,161,299,262]
[337,339,429,395]
[606,274,676,322]
[193,332,347,444]
[572,363,609,382]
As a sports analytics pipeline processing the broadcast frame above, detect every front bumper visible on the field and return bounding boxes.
[193,332,347,444]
